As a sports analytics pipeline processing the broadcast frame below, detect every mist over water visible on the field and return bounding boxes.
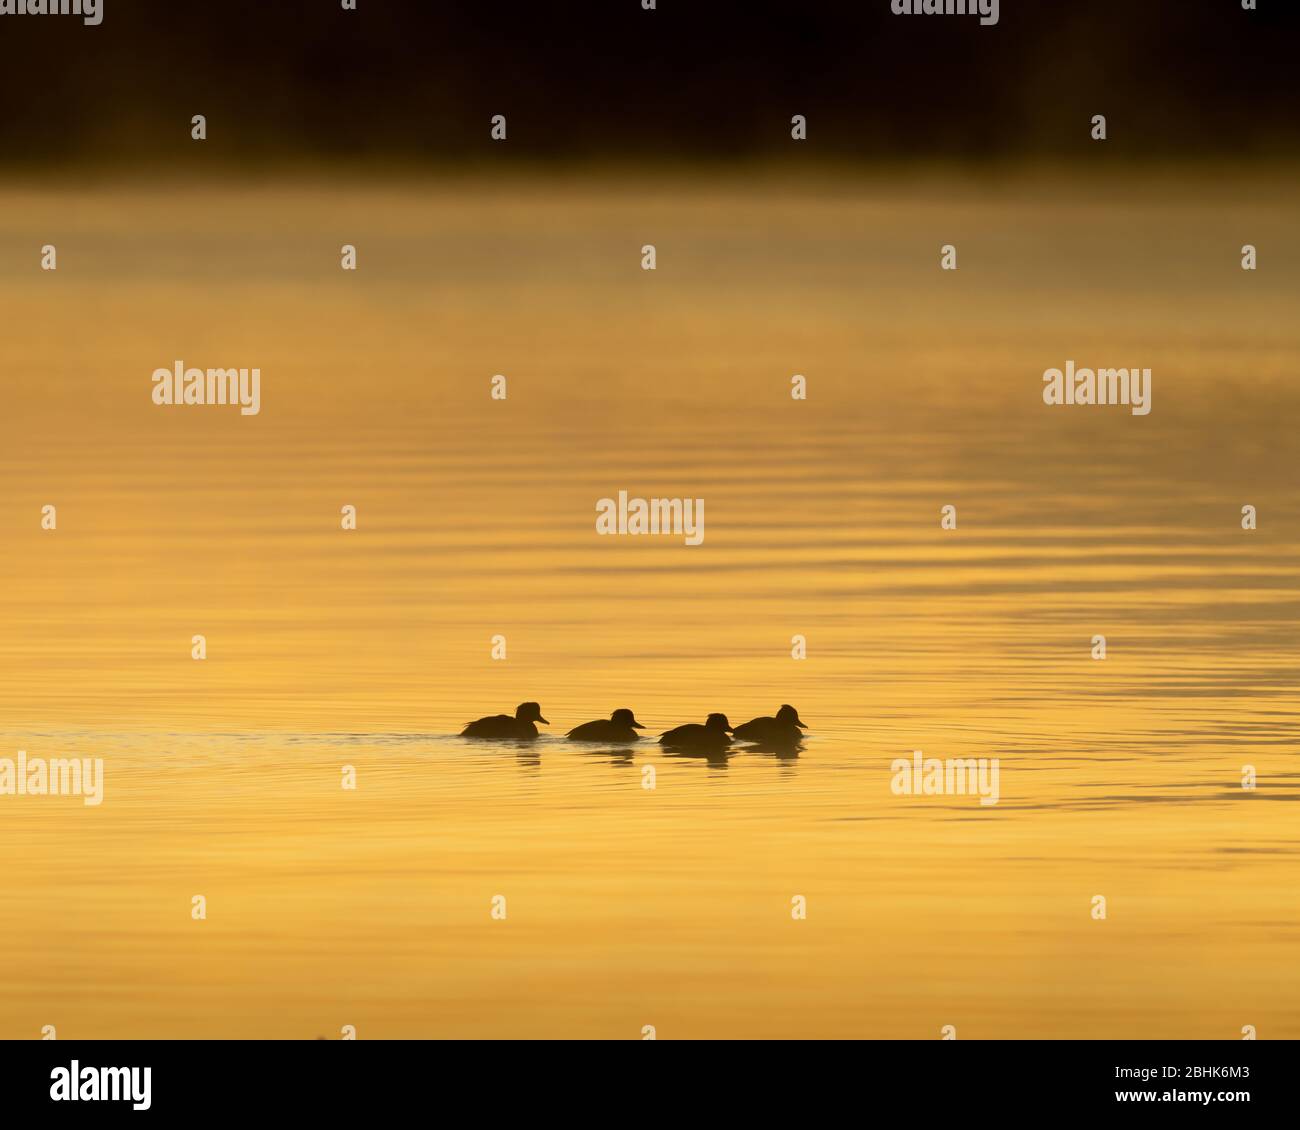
[1,173,1297,1037]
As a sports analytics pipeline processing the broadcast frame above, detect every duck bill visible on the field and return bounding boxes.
[538,716,550,724]
[631,722,645,729]
[795,720,807,729]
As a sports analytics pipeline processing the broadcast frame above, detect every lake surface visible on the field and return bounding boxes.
[1,170,1297,1038]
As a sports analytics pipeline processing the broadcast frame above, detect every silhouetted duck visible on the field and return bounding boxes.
[732,704,806,744]
[567,708,645,743]
[461,702,549,740]
[659,713,733,750]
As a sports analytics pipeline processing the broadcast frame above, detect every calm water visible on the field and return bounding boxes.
[1,172,1298,1038]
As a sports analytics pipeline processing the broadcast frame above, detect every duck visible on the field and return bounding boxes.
[461,701,549,741]
[567,708,645,743]
[659,713,733,750]
[732,704,807,744]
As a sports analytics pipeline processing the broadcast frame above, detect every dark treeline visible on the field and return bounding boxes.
[0,0,1294,166]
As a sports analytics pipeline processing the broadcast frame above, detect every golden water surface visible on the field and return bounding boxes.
[0,171,1297,1038]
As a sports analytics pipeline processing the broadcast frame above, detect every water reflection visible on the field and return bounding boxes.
[0,175,1297,1038]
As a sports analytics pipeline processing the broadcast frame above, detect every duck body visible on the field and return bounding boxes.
[568,709,645,743]
[732,704,807,744]
[659,713,733,750]
[461,702,549,741]
[462,715,539,740]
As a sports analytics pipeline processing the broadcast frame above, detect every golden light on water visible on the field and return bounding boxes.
[1,171,1297,1038]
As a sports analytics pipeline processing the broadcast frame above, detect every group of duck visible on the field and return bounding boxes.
[461,702,807,751]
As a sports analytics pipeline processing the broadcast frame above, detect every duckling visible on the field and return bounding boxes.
[461,701,549,741]
[659,712,733,750]
[567,708,645,743]
[732,704,806,744]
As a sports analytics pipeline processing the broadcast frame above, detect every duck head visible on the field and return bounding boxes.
[705,713,734,733]
[776,704,807,729]
[515,702,549,724]
[611,708,644,729]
